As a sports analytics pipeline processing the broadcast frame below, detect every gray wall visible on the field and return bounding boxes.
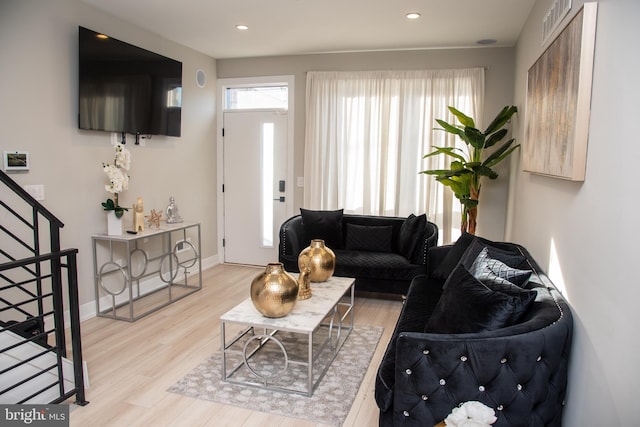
[218,48,516,241]
[510,0,640,424]
[0,0,218,314]
[2,0,638,423]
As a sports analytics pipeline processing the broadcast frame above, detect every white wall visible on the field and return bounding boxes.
[217,48,516,242]
[510,0,640,424]
[0,0,218,310]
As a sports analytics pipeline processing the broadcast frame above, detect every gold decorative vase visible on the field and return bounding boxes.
[250,263,299,318]
[298,239,336,283]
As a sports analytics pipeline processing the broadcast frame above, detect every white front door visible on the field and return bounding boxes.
[223,110,289,266]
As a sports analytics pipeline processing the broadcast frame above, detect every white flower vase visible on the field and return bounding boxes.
[107,211,123,236]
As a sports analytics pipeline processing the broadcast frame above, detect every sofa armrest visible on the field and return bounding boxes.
[279,215,303,256]
[417,222,439,265]
[390,312,572,427]
[278,215,304,271]
[425,245,452,276]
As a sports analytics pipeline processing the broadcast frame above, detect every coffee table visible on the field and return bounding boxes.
[220,275,355,396]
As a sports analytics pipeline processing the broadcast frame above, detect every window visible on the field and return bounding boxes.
[304,69,485,243]
[225,86,288,110]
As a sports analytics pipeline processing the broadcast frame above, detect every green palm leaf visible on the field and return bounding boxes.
[421,105,519,234]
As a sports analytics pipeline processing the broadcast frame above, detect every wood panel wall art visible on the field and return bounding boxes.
[523,2,598,181]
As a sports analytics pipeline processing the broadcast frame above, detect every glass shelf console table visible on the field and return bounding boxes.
[92,222,202,321]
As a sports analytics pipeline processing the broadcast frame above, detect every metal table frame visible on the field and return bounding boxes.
[92,222,202,321]
[220,276,355,396]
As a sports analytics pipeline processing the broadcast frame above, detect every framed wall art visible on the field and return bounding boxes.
[523,2,598,181]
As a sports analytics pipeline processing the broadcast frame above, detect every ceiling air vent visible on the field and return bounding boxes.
[542,0,572,45]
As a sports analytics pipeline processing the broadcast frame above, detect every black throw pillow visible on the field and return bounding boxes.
[345,223,393,252]
[398,213,427,263]
[425,264,531,334]
[431,232,476,280]
[473,269,537,324]
[299,208,344,249]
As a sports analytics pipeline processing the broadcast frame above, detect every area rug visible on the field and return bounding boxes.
[168,324,383,426]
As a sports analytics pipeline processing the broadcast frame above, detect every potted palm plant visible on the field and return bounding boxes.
[420,105,518,235]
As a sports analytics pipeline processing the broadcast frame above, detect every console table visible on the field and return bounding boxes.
[92,222,202,321]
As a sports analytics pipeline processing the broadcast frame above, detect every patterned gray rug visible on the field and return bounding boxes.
[168,324,383,426]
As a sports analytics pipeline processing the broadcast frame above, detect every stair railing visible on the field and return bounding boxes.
[0,169,88,405]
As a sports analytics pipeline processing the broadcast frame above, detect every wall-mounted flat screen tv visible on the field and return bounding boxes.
[78,26,182,137]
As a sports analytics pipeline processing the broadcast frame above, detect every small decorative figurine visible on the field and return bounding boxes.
[297,265,312,300]
[165,196,183,224]
[146,209,162,228]
[133,197,145,232]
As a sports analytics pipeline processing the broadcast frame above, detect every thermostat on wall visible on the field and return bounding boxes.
[3,151,29,172]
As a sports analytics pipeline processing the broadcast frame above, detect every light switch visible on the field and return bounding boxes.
[24,184,45,201]
[297,177,304,187]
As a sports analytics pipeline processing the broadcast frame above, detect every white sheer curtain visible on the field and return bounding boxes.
[304,68,484,243]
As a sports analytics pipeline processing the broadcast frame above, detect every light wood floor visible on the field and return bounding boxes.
[70,263,403,427]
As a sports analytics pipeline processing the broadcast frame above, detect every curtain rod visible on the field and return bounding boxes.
[304,66,488,74]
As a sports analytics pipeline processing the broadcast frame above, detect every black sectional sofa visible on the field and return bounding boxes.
[278,209,438,296]
[375,233,573,426]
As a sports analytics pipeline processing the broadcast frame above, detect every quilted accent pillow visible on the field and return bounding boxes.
[460,239,528,272]
[470,247,532,287]
[345,223,393,252]
[300,208,344,249]
[425,264,534,334]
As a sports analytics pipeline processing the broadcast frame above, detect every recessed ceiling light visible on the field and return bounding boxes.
[96,33,109,40]
[236,24,249,31]
[406,12,421,20]
[476,39,497,45]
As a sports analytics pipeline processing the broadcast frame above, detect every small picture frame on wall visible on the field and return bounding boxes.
[523,2,598,181]
[3,151,30,172]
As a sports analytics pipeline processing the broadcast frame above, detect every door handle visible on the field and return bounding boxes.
[273,196,285,202]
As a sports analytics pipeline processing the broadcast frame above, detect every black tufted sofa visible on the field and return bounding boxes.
[279,213,438,296]
[375,238,573,426]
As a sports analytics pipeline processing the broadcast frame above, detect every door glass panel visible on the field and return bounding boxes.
[261,122,275,247]
[225,86,288,110]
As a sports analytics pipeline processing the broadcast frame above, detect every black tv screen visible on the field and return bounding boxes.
[78,26,182,137]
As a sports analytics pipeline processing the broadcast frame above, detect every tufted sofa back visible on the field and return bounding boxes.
[377,243,573,426]
[393,290,571,426]
[279,214,438,260]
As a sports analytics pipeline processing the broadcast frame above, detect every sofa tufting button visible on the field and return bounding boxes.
[537,356,542,362]
[423,349,430,355]
[497,405,504,411]
[421,395,428,401]
[439,379,446,386]
[500,358,507,364]
[403,411,410,417]
[517,384,523,391]
[478,385,485,392]
[405,368,412,375]
[460,356,468,362]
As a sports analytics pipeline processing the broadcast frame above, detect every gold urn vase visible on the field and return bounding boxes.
[298,239,336,283]
[250,263,299,318]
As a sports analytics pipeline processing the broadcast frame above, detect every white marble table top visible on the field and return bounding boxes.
[220,275,355,334]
